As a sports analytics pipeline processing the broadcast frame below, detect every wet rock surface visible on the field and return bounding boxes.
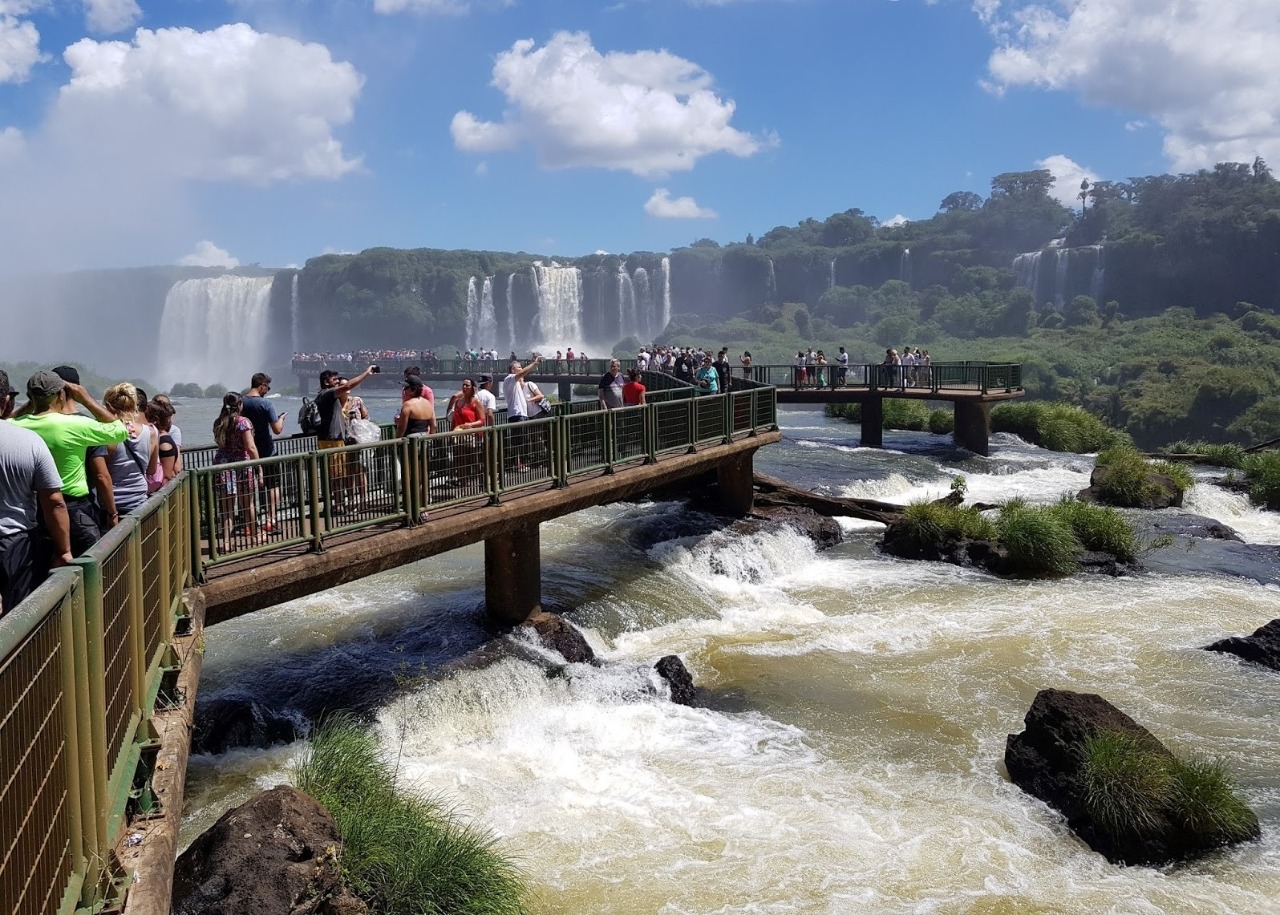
[1078,464,1183,509]
[1005,689,1260,866]
[193,693,305,756]
[655,654,699,706]
[1204,618,1280,671]
[172,785,367,915]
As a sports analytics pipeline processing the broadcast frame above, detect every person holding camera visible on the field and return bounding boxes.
[316,365,378,514]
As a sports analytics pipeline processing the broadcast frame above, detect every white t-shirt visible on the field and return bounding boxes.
[838,351,849,367]
[477,387,497,420]
[502,373,529,418]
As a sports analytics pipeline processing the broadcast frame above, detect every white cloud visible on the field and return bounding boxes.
[1036,154,1099,208]
[644,188,717,219]
[452,31,773,176]
[1124,119,1147,132]
[881,214,910,227]
[56,24,364,184]
[84,0,141,33]
[983,0,1280,170]
[179,240,240,267]
[0,125,23,162]
[0,14,42,83]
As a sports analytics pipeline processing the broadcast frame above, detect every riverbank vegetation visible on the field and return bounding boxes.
[1091,446,1194,508]
[824,400,954,434]
[294,717,527,915]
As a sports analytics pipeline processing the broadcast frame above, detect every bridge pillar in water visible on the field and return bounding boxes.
[558,380,574,404]
[860,397,883,449]
[716,452,755,517]
[953,402,990,456]
[485,523,542,625]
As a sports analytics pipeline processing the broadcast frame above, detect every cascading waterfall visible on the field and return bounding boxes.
[1054,248,1070,308]
[766,259,778,303]
[1087,245,1106,303]
[830,258,836,291]
[617,266,637,339]
[503,277,515,357]
[465,277,478,347]
[466,277,498,350]
[157,275,273,388]
[289,273,300,356]
[532,262,583,347]
[1013,251,1042,298]
[900,249,912,285]
[634,268,652,339]
[660,256,671,332]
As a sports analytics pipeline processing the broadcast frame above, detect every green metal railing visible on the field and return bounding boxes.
[0,381,777,914]
[0,475,191,914]
[747,361,1022,394]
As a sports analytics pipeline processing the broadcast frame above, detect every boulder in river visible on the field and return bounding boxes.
[193,693,304,755]
[524,610,597,664]
[1005,689,1259,866]
[655,654,699,706]
[172,785,366,915]
[1078,462,1183,509]
[1204,618,1280,672]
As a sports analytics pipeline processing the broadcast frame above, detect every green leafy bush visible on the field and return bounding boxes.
[825,399,933,431]
[1242,451,1280,509]
[928,409,955,434]
[1051,496,1138,563]
[295,717,527,915]
[996,501,1080,577]
[991,402,1129,453]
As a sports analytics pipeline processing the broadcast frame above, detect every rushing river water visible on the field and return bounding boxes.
[181,407,1280,914]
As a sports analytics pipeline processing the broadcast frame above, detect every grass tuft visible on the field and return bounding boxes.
[897,500,997,553]
[1051,496,1138,563]
[996,502,1080,578]
[1169,755,1259,841]
[1243,451,1280,510]
[1093,446,1191,506]
[1079,731,1174,837]
[1162,440,1245,469]
[295,716,527,915]
[991,402,1130,454]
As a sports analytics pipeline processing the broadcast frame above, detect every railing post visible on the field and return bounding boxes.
[645,403,657,463]
[307,454,324,553]
[487,428,502,504]
[722,391,732,443]
[188,472,205,583]
[69,555,111,883]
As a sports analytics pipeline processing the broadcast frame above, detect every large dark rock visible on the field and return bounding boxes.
[1078,464,1183,509]
[172,785,366,915]
[730,505,842,551]
[524,611,596,664]
[655,655,699,706]
[193,693,303,755]
[1005,689,1260,866]
[1204,619,1280,671]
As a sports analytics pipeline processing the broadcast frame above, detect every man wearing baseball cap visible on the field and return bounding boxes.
[475,374,497,425]
[13,370,127,555]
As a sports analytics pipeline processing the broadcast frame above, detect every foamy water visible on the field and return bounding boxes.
[183,411,1280,913]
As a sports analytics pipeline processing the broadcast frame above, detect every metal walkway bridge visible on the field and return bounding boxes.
[0,375,781,915]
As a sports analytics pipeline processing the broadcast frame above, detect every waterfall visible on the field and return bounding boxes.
[532,262,583,347]
[1013,251,1042,300]
[660,256,671,332]
[829,258,836,291]
[482,277,496,350]
[766,259,777,303]
[634,267,652,340]
[1054,248,1069,308]
[1087,245,1106,303]
[157,275,273,388]
[618,266,637,339]
[465,277,478,348]
[900,249,912,285]
[289,272,300,356]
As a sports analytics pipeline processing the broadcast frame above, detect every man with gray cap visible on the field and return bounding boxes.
[0,369,72,612]
[13,371,127,555]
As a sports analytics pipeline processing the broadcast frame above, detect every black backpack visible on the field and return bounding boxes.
[299,396,322,435]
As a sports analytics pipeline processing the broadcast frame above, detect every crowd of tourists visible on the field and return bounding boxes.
[0,366,184,613]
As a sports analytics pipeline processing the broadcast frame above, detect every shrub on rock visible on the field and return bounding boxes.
[1005,689,1259,866]
[1082,446,1190,509]
[991,402,1129,453]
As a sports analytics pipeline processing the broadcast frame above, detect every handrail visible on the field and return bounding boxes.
[0,385,777,914]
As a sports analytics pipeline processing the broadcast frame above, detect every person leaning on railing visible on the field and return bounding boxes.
[0,369,73,613]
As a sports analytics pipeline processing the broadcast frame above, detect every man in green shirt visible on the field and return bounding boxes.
[13,371,127,555]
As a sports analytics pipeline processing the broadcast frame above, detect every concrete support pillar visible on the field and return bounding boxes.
[558,380,574,405]
[953,401,991,456]
[485,523,542,625]
[715,452,755,518]
[860,397,883,449]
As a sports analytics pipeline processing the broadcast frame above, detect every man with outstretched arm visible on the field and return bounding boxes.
[316,365,378,513]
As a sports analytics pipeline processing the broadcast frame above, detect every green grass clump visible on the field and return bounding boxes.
[1051,496,1138,563]
[825,399,933,431]
[1079,731,1174,837]
[928,409,954,435]
[991,402,1130,454]
[295,717,527,915]
[996,501,1081,578]
[1079,730,1257,844]
[1093,446,1191,506]
[1162,440,1245,468]
[897,500,997,552]
[1169,755,1259,841]
[1242,451,1280,510]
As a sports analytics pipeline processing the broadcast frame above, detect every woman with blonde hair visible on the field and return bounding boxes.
[212,391,261,551]
[89,382,157,526]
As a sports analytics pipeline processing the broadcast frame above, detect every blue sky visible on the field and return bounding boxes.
[0,0,1271,272]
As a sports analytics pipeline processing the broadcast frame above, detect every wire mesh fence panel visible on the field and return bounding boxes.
[205,461,278,558]
[137,512,165,671]
[97,546,136,775]
[564,411,609,477]
[421,429,493,509]
[731,392,753,437]
[0,591,76,915]
[695,395,727,445]
[497,418,556,492]
[653,400,693,454]
[318,440,407,534]
[611,407,648,466]
[754,388,777,431]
